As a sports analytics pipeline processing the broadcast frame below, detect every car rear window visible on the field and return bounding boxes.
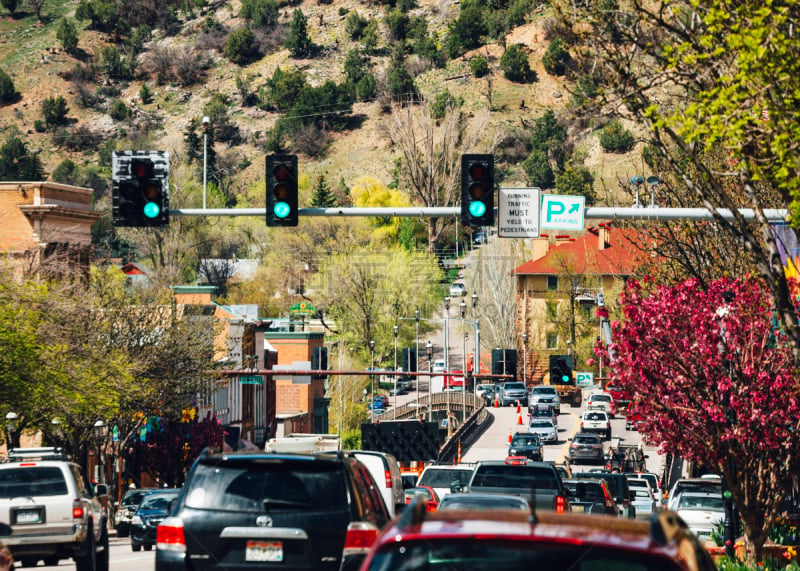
[139,490,180,510]
[0,467,68,498]
[573,435,600,444]
[438,496,528,511]
[366,540,684,571]
[529,419,553,428]
[511,435,540,446]
[471,465,557,489]
[121,490,150,506]
[591,394,612,402]
[584,412,607,420]
[419,469,473,488]
[184,460,348,513]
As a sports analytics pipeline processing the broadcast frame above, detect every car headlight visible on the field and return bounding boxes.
[131,515,143,525]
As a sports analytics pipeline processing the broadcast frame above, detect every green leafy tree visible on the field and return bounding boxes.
[1,0,18,16]
[310,174,336,208]
[542,37,571,76]
[109,99,129,121]
[56,18,80,54]
[598,120,635,153]
[355,74,377,101]
[0,69,18,105]
[258,67,308,112]
[555,165,596,204]
[139,83,153,104]
[361,20,380,53]
[530,110,567,171]
[430,89,463,121]
[51,159,80,185]
[42,96,70,128]
[343,48,369,85]
[183,119,202,164]
[224,27,258,65]
[500,43,532,82]
[469,56,489,78]
[100,44,131,79]
[386,8,409,41]
[522,149,554,188]
[286,9,311,58]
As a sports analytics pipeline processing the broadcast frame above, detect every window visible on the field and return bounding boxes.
[546,303,558,322]
[547,276,559,291]
[546,332,558,349]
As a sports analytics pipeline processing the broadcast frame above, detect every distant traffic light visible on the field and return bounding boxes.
[549,354,573,384]
[266,154,298,227]
[112,151,169,227]
[461,154,495,227]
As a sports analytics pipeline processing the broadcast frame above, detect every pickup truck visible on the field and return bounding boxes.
[459,459,570,513]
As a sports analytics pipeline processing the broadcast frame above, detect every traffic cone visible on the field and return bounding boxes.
[507,428,512,444]
[457,440,462,463]
[494,397,499,408]
[517,412,523,425]
[515,401,521,413]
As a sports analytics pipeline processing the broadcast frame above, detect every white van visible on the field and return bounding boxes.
[418,464,476,501]
[351,451,406,516]
[432,359,446,373]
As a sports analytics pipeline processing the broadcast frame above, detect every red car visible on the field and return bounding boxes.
[358,498,716,570]
[626,402,646,431]
[604,382,630,410]
[403,485,440,511]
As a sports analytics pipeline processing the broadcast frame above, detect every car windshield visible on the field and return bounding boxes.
[677,495,725,511]
[139,491,179,510]
[419,469,474,488]
[532,387,556,395]
[185,460,348,513]
[504,383,526,390]
[529,420,553,428]
[366,540,684,570]
[591,394,612,402]
[0,467,68,498]
[438,496,528,511]
[121,490,150,506]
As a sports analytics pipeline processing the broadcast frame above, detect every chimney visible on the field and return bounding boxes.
[555,234,571,243]
[598,224,610,250]
[532,235,550,260]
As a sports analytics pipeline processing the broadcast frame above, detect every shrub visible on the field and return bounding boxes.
[292,124,330,157]
[52,159,80,185]
[555,165,596,204]
[343,48,369,84]
[33,120,46,132]
[542,37,571,76]
[355,74,377,101]
[345,10,368,40]
[139,84,153,104]
[599,120,635,153]
[0,68,17,104]
[286,9,311,58]
[225,27,259,65]
[500,44,532,82]
[109,99,129,121]
[42,96,70,128]
[470,56,489,78]
[56,18,79,54]
[240,0,278,28]
[430,89,463,120]
[522,149,555,188]
[1,0,18,16]
[100,45,132,79]
[386,8,409,41]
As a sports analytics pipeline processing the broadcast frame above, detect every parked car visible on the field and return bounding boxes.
[155,449,391,571]
[567,433,605,465]
[403,486,439,511]
[586,392,616,417]
[529,385,561,414]
[350,451,405,517]
[417,465,475,501]
[449,282,466,297]
[667,478,722,511]
[130,488,181,552]
[498,382,529,407]
[580,410,612,440]
[437,493,529,512]
[674,491,726,542]
[562,479,620,516]
[114,487,156,538]
[475,384,494,400]
[0,447,109,571]
[527,417,558,444]
[357,497,717,571]
[508,433,543,462]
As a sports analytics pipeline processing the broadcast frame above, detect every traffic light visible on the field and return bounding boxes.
[549,354,573,384]
[266,154,298,227]
[112,151,169,227]
[461,153,495,227]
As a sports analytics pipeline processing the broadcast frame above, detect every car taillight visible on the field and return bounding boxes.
[592,445,601,449]
[156,517,186,552]
[72,500,84,519]
[343,522,379,555]
[580,422,584,428]
[384,470,392,488]
[556,495,566,514]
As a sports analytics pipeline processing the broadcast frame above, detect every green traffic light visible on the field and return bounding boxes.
[562,374,569,382]
[723,490,732,499]
[143,202,160,218]
[469,201,487,217]
[273,202,290,219]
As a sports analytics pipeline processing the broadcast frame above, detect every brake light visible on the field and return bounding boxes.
[343,521,379,555]
[72,500,84,519]
[592,445,601,449]
[156,517,186,552]
[556,495,566,514]
[384,470,392,488]
[580,422,584,428]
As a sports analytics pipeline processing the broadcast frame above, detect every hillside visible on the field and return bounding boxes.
[0,0,644,212]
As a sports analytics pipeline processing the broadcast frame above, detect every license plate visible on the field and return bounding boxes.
[572,505,585,513]
[246,541,283,562]
[16,510,41,524]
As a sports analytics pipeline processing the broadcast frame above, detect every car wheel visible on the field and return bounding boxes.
[95,526,109,571]
[44,558,59,567]
[131,543,141,552]
[76,527,96,571]
[20,558,38,568]
[117,528,129,538]
[143,545,153,552]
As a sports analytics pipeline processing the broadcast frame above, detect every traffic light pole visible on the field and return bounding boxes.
[167,206,789,221]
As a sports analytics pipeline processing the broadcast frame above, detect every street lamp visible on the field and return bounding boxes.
[426,340,433,422]
[472,292,480,376]
[415,309,420,403]
[5,411,19,449]
[202,116,210,210]
[522,332,528,385]
[93,420,106,485]
[460,299,468,423]
[369,340,375,423]
[444,296,451,376]
[393,325,399,409]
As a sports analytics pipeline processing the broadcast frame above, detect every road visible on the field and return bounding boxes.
[36,535,153,571]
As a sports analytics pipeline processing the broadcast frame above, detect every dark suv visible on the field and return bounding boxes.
[574,471,636,518]
[155,449,391,571]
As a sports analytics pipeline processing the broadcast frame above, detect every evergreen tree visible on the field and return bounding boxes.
[0,69,17,105]
[0,135,45,181]
[51,159,80,185]
[286,9,311,58]
[184,119,202,164]
[41,96,70,128]
[311,174,336,207]
[386,46,418,103]
[56,18,80,54]
[1,0,18,16]
[500,43,532,82]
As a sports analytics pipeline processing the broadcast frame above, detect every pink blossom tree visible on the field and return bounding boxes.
[598,276,800,563]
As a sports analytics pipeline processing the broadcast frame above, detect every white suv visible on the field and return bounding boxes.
[0,448,109,571]
[580,410,612,440]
